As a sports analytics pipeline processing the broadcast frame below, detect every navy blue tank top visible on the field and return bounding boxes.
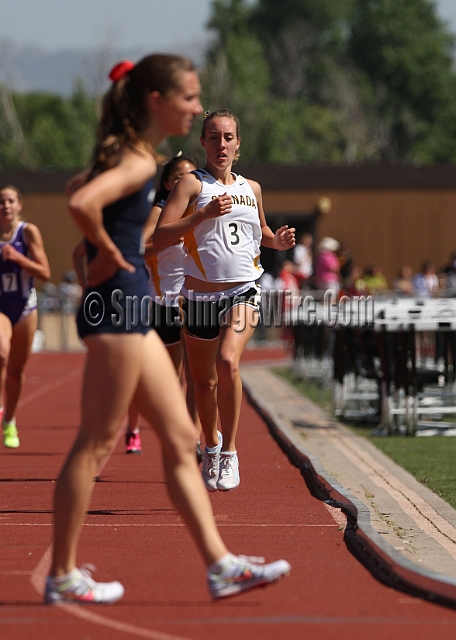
[77,179,155,338]
[86,180,155,269]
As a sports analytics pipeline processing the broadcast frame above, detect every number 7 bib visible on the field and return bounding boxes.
[2,273,19,293]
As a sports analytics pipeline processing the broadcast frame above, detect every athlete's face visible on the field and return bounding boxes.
[163,160,197,191]
[0,188,22,227]
[201,117,240,169]
[154,71,203,138]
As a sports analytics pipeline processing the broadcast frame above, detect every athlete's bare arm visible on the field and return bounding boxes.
[69,149,156,286]
[153,173,232,250]
[248,179,296,251]
[1,223,51,281]
[72,239,87,288]
[143,205,162,258]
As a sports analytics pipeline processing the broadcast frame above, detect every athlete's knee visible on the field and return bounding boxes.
[194,376,217,398]
[0,341,11,369]
[216,350,240,381]
[0,352,8,371]
[162,421,196,464]
[74,430,118,462]
[6,362,26,378]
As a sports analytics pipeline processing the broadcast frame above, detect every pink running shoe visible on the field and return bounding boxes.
[125,431,142,454]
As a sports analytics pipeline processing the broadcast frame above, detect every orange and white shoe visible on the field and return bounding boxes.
[208,554,291,599]
[45,565,124,604]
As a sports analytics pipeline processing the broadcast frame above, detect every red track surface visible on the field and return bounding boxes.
[2,351,456,639]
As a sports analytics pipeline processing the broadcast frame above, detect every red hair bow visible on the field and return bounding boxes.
[108,60,134,83]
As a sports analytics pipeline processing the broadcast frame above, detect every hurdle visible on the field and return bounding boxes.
[291,295,456,435]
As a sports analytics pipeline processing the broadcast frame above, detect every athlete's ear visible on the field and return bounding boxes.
[146,91,164,113]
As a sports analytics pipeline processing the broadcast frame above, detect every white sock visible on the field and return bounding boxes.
[52,568,79,585]
[206,439,221,453]
[208,553,237,575]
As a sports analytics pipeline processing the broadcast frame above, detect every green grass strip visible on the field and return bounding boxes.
[274,367,456,510]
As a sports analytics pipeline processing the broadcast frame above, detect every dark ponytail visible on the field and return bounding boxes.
[91,54,196,176]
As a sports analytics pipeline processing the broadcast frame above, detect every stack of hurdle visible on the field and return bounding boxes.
[374,297,456,435]
[291,295,456,435]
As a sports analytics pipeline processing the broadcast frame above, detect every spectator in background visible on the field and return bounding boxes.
[40,283,60,313]
[315,237,340,293]
[441,251,456,291]
[393,266,415,296]
[413,261,439,297]
[257,270,275,341]
[342,265,367,297]
[363,263,388,295]
[335,241,353,289]
[293,232,313,289]
[279,259,300,294]
[278,260,300,343]
[438,270,448,291]
[57,271,82,314]
[258,269,277,292]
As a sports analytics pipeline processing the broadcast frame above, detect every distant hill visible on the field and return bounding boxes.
[0,38,208,96]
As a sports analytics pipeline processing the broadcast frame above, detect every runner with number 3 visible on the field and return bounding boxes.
[154,109,295,492]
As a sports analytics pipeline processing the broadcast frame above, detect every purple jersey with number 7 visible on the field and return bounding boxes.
[0,222,36,325]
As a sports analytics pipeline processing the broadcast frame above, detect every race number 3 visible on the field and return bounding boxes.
[224,221,243,248]
[2,273,18,293]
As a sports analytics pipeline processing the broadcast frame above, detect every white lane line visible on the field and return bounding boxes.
[23,360,190,638]
[4,522,337,527]
[31,546,190,640]
[25,374,191,638]
[0,570,33,575]
[19,367,82,407]
[53,606,195,640]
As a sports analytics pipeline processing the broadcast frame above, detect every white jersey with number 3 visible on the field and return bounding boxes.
[182,170,264,283]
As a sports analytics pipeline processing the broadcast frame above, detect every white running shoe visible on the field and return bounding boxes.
[208,554,291,599]
[217,452,240,491]
[45,565,124,604]
[202,431,223,491]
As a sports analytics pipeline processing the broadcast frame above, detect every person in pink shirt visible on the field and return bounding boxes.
[315,237,340,293]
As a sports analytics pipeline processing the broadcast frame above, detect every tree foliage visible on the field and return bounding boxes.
[349,0,456,161]
[0,80,97,170]
[1,0,456,168]
[199,0,456,164]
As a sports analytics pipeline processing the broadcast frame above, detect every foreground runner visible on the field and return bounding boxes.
[45,56,290,604]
